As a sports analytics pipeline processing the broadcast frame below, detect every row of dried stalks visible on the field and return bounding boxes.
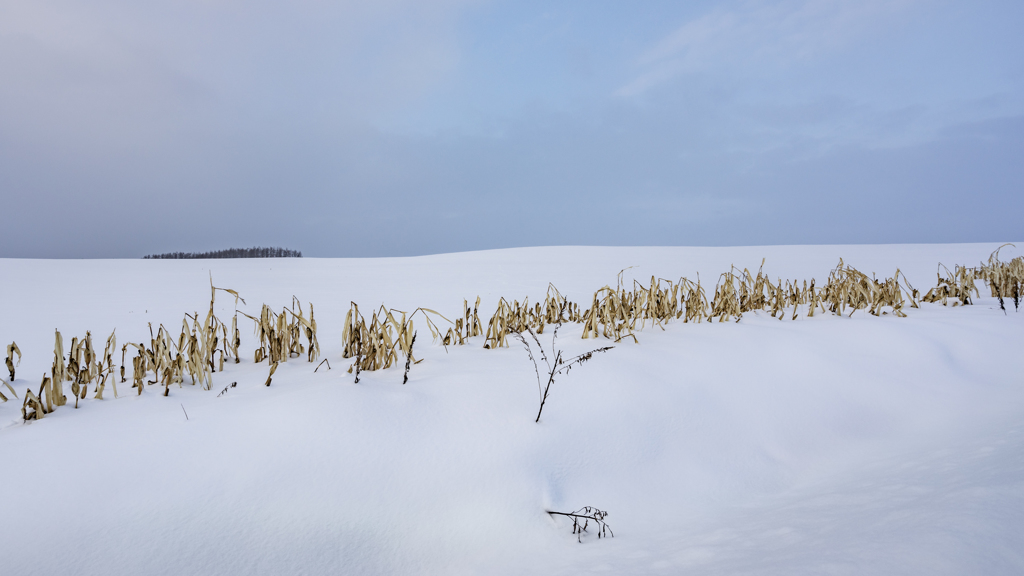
[14,280,321,421]
[7,247,1021,411]
[342,247,1022,378]
[20,329,120,419]
[340,303,456,380]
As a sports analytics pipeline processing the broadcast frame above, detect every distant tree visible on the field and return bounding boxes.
[143,247,302,259]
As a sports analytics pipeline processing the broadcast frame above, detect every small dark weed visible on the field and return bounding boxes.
[547,507,613,543]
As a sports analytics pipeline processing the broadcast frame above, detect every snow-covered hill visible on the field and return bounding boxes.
[2,243,1022,575]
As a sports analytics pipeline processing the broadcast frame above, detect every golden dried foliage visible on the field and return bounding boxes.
[242,298,319,366]
[976,244,1023,311]
[342,303,441,375]
[11,248,1022,419]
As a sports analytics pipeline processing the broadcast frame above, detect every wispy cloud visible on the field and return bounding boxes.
[616,0,917,98]
[0,0,475,136]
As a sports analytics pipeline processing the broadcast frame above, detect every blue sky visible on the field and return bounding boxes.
[1,0,1021,257]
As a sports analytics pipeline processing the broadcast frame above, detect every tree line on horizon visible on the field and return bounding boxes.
[143,247,302,259]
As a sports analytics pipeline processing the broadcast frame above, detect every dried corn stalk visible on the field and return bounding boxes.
[6,342,20,381]
[922,263,978,307]
[341,303,440,375]
[977,244,1023,312]
[22,379,49,421]
[1,378,17,402]
[51,331,68,407]
[286,298,320,362]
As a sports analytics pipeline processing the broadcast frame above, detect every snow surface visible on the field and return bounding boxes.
[1,243,1023,575]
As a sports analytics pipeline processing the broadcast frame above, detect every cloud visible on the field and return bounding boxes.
[0,0,475,140]
[0,0,1020,258]
[615,0,917,98]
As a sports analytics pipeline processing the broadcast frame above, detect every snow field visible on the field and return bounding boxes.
[1,243,1022,575]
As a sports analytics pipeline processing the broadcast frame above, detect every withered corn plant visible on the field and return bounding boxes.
[242,297,319,366]
[922,263,979,307]
[816,260,917,318]
[54,329,121,407]
[116,282,251,397]
[92,284,244,401]
[342,303,443,380]
[94,330,117,400]
[6,342,20,382]
[483,298,516,349]
[51,331,68,406]
[457,297,484,341]
[977,244,1023,313]
[484,286,583,348]
[21,376,50,420]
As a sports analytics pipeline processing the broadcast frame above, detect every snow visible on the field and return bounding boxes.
[1,243,1022,575]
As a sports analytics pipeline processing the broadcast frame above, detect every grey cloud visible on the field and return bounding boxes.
[0,0,1020,258]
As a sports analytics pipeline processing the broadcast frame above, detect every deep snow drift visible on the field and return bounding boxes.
[1,243,1023,575]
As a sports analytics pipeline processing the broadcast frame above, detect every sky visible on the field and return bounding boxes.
[1,0,1021,258]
